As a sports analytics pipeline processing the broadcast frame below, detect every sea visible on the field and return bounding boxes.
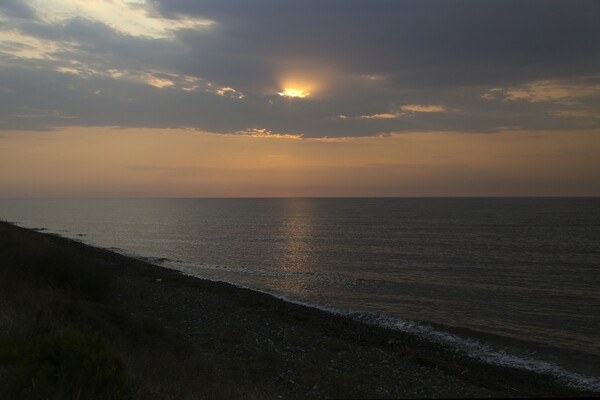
[0,198,598,390]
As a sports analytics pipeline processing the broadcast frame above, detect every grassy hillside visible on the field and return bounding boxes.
[0,221,593,399]
[0,222,203,399]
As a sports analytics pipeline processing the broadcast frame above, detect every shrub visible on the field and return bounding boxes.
[0,331,131,400]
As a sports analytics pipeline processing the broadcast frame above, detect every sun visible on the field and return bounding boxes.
[278,88,310,98]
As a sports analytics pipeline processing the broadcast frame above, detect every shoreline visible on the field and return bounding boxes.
[1,220,596,398]
[21,222,600,391]
[158,262,600,392]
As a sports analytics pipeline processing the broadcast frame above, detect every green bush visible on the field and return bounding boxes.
[0,331,131,400]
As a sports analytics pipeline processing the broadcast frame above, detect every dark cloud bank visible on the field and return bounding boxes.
[1,0,599,137]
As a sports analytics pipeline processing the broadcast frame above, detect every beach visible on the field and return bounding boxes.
[0,220,594,398]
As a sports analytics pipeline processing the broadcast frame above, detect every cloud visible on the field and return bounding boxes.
[0,0,36,19]
[0,0,599,137]
[213,86,245,99]
[235,128,302,139]
[155,0,600,84]
[358,104,446,120]
[24,0,213,39]
[358,113,399,120]
[400,104,446,113]
[481,80,600,104]
[549,109,600,118]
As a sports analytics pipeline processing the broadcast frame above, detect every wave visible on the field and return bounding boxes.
[350,312,600,392]
[158,260,600,393]
[137,255,173,264]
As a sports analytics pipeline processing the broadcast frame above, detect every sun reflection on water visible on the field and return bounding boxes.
[270,198,317,295]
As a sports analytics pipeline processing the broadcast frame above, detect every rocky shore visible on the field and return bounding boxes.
[0,220,593,398]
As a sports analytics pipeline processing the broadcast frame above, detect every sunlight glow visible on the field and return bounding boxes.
[278,88,310,98]
[276,60,334,99]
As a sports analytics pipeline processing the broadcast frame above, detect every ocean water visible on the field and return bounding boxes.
[1,198,599,389]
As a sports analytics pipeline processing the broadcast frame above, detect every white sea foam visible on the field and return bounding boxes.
[161,260,600,393]
[114,256,600,393]
[350,313,600,392]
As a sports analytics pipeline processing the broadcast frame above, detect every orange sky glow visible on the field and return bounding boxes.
[1,1,599,197]
[1,127,599,197]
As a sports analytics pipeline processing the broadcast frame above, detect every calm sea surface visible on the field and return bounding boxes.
[1,198,599,389]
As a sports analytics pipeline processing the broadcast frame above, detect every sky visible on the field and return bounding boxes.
[0,0,599,197]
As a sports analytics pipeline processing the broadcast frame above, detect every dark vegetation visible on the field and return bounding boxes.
[0,223,204,398]
[0,224,131,399]
[0,221,595,399]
